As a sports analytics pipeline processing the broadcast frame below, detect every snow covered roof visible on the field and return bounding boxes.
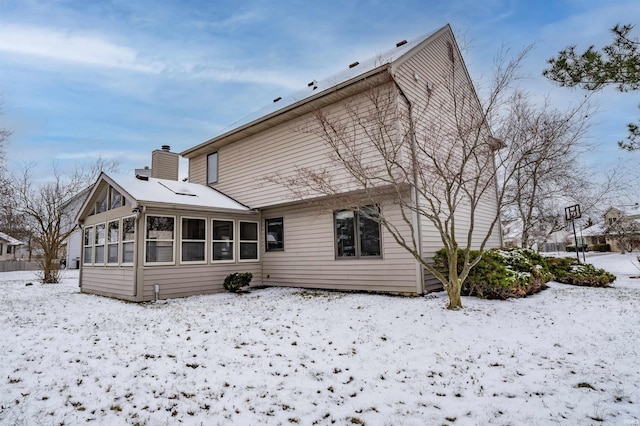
[77,173,252,221]
[181,24,450,157]
[580,222,607,237]
[0,232,24,246]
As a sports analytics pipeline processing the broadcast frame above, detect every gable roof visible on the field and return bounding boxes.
[181,24,452,158]
[0,232,24,246]
[76,172,252,221]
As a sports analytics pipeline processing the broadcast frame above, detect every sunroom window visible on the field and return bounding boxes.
[107,220,119,264]
[95,223,106,264]
[212,219,234,262]
[181,217,206,263]
[122,216,135,264]
[145,215,175,264]
[83,226,94,264]
[239,221,259,261]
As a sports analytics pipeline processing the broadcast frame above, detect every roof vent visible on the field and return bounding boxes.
[161,145,171,151]
[349,61,359,69]
[273,97,282,103]
[136,174,149,181]
[396,40,407,47]
[307,80,316,87]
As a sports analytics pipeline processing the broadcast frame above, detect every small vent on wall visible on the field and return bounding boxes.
[349,61,359,69]
[396,40,407,47]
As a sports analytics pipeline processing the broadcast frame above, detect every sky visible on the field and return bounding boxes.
[0,0,638,198]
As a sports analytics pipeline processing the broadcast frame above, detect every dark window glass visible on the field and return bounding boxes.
[265,217,284,251]
[335,207,381,259]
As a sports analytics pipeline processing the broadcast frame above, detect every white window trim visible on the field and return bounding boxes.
[239,220,260,263]
[180,216,207,265]
[106,219,120,266]
[212,218,235,263]
[94,223,106,265]
[121,215,136,266]
[83,225,94,265]
[144,214,176,266]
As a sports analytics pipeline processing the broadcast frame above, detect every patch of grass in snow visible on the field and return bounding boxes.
[577,382,596,390]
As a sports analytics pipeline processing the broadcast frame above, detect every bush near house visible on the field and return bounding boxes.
[223,272,253,293]
[544,257,616,287]
[433,248,551,300]
[590,243,611,252]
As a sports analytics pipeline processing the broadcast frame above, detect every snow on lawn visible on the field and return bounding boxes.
[1,254,639,425]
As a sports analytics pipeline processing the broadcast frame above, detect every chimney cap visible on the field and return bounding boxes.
[161,145,171,151]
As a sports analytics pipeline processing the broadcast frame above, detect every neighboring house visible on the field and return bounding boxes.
[63,186,93,269]
[0,232,24,262]
[77,24,502,301]
[581,204,640,252]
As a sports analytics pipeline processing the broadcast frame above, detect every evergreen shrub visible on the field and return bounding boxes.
[433,248,551,300]
[223,272,253,293]
[544,257,616,287]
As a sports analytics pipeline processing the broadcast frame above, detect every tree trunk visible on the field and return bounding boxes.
[446,276,463,310]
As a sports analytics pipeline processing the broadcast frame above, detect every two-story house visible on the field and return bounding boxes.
[76,24,501,301]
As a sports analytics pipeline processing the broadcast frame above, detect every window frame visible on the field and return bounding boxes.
[94,223,106,265]
[109,187,123,210]
[207,151,218,185]
[121,215,136,266]
[334,206,382,260]
[144,215,176,266]
[180,216,207,265]
[106,219,120,265]
[239,220,259,262]
[83,226,94,265]
[265,217,284,252]
[212,218,235,263]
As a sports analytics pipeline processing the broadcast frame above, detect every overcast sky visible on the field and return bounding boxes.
[0,0,638,199]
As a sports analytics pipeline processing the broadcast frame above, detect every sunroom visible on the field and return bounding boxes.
[76,172,261,301]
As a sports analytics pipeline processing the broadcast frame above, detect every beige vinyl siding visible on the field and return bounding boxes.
[81,268,135,300]
[261,200,420,294]
[142,263,262,301]
[151,150,179,181]
[189,155,206,184]
[194,84,402,208]
[392,29,502,291]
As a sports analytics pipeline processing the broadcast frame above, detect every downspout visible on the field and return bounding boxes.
[77,222,84,289]
[132,205,145,300]
[390,73,425,294]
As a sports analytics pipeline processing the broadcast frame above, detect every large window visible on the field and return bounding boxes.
[107,220,119,264]
[110,187,122,209]
[265,217,284,251]
[122,216,135,264]
[207,152,218,184]
[83,226,94,264]
[94,223,106,264]
[240,221,259,261]
[212,219,234,262]
[145,215,175,264]
[335,207,381,258]
[181,217,206,263]
[96,190,108,214]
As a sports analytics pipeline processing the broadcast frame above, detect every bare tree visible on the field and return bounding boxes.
[496,91,596,249]
[271,44,533,309]
[12,158,119,283]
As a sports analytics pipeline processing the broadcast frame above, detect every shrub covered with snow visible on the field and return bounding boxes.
[433,248,551,300]
[544,257,616,287]
[223,272,253,293]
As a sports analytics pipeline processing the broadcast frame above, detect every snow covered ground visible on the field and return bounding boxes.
[1,253,638,425]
